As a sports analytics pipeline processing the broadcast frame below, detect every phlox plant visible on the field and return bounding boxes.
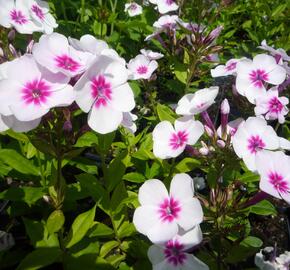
[0,0,289,270]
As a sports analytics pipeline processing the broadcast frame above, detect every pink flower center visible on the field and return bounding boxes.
[159,197,181,223]
[169,131,188,150]
[249,69,268,88]
[10,10,28,25]
[166,0,174,5]
[269,171,289,194]
[31,5,45,20]
[91,75,112,108]
[226,62,237,71]
[137,65,148,75]
[22,79,51,105]
[130,3,138,10]
[247,135,266,154]
[164,240,187,266]
[268,97,283,113]
[54,54,81,72]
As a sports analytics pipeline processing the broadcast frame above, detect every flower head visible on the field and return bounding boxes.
[74,55,135,134]
[176,87,219,116]
[236,54,286,104]
[133,173,204,244]
[124,2,143,17]
[153,117,204,159]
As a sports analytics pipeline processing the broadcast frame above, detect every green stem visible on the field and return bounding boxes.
[36,150,46,186]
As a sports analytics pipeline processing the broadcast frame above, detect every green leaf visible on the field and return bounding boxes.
[47,210,65,234]
[174,158,201,173]
[89,222,114,237]
[241,236,263,248]
[17,248,62,270]
[272,4,287,17]
[174,61,187,84]
[249,200,277,216]
[156,103,176,123]
[117,221,136,239]
[0,187,44,206]
[123,172,145,183]
[100,241,119,258]
[74,132,98,148]
[29,137,56,157]
[65,204,97,248]
[0,149,39,175]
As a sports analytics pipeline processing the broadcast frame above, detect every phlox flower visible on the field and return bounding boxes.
[258,40,290,64]
[232,117,281,172]
[32,33,92,77]
[0,0,41,34]
[74,55,135,134]
[148,226,209,270]
[127,54,158,80]
[235,54,286,104]
[254,87,289,124]
[25,0,58,34]
[124,2,143,17]
[0,55,74,121]
[140,49,164,60]
[121,112,137,133]
[153,117,204,159]
[176,87,219,116]
[0,114,41,133]
[256,150,290,204]
[151,0,179,14]
[211,58,241,77]
[133,173,204,244]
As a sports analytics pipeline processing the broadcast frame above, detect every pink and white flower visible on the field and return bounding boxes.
[0,114,41,133]
[26,0,58,34]
[258,40,290,64]
[32,33,92,77]
[254,87,289,124]
[148,226,209,270]
[153,117,204,159]
[149,0,179,14]
[211,58,241,77]
[74,55,135,134]
[235,54,286,104]
[0,54,74,121]
[128,54,158,80]
[0,0,42,34]
[176,87,219,116]
[133,173,204,244]
[140,49,164,60]
[256,150,290,204]
[232,117,281,172]
[124,2,143,17]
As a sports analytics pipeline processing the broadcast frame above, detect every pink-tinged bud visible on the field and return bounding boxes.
[8,44,18,58]
[205,26,223,45]
[199,147,209,156]
[185,145,200,156]
[217,140,225,148]
[8,29,15,42]
[201,111,216,133]
[26,40,34,54]
[274,54,282,64]
[204,125,214,137]
[63,120,72,132]
[221,99,230,139]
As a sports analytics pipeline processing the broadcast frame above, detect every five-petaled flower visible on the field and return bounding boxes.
[153,117,204,159]
[133,173,204,244]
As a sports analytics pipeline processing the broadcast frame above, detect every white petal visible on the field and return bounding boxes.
[147,220,178,244]
[170,173,195,202]
[2,114,41,132]
[147,245,165,265]
[177,225,203,250]
[183,255,209,270]
[110,83,135,112]
[266,65,287,85]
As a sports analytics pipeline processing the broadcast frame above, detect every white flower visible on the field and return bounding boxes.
[140,49,164,60]
[254,87,289,124]
[235,54,286,104]
[121,112,137,133]
[124,2,143,17]
[256,150,290,204]
[74,55,135,134]
[154,0,179,14]
[232,117,281,172]
[176,87,219,116]
[133,173,204,244]
[153,117,204,159]
[148,226,209,270]
[258,40,290,64]
[211,58,241,77]
[32,33,92,77]
[127,54,158,80]
[0,54,74,121]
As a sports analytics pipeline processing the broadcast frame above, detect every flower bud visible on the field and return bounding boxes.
[199,147,209,156]
[204,125,214,137]
[201,111,216,132]
[221,98,230,139]
[8,29,15,43]
[9,44,18,58]
[217,140,225,148]
[26,40,34,54]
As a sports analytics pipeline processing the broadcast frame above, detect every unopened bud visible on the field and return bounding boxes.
[63,120,72,132]
[201,111,216,132]
[199,147,209,156]
[221,99,230,114]
[26,40,34,54]
[8,29,16,42]
[217,140,225,148]
[204,125,214,137]
[8,44,18,58]
[221,99,230,139]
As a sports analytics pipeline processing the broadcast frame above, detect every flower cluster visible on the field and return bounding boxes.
[0,0,58,34]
